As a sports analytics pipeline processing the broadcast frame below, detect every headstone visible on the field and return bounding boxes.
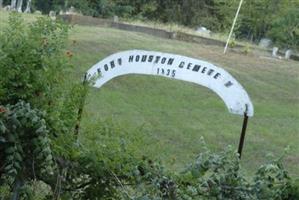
[24,0,32,13]
[272,47,279,57]
[49,11,56,20]
[170,32,177,39]
[113,15,119,23]
[259,38,272,48]
[59,10,65,15]
[66,6,79,15]
[3,5,11,11]
[285,49,292,59]
[16,0,23,12]
[196,26,211,36]
[10,0,17,10]
[34,10,42,15]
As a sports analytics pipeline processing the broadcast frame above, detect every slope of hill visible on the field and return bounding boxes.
[1,11,298,176]
[69,25,299,176]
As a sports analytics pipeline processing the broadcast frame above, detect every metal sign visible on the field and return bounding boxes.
[87,50,254,117]
[86,50,254,157]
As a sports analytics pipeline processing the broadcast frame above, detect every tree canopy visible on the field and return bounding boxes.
[2,0,298,48]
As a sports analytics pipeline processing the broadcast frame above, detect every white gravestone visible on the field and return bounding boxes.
[285,49,292,59]
[259,38,272,48]
[272,47,279,57]
[49,11,56,20]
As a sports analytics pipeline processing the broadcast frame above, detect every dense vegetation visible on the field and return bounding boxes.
[2,0,298,48]
[0,12,299,199]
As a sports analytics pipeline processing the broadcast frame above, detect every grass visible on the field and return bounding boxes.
[1,11,299,177]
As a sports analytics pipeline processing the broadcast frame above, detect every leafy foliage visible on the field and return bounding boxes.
[0,11,298,200]
[0,12,69,108]
[12,0,297,48]
[0,101,54,187]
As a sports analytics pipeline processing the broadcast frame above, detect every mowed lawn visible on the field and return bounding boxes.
[1,11,299,176]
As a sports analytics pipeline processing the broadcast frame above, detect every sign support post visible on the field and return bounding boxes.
[238,113,249,158]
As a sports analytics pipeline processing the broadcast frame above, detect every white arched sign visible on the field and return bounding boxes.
[87,50,254,117]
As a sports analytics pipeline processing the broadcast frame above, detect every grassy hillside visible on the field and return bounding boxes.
[70,25,299,176]
[1,11,299,176]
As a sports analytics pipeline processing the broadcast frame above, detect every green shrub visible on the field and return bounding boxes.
[0,12,70,109]
[0,101,54,199]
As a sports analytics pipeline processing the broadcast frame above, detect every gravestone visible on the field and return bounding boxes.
[259,38,272,48]
[196,26,211,36]
[113,15,119,23]
[24,0,32,13]
[3,5,11,11]
[285,49,292,59]
[272,47,279,57]
[10,0,16,10]
[49,11,56,20]
[34,10,42,15]
[66,6,80,15]
[16,0,23,12]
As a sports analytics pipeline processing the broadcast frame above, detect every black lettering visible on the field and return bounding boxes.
[161,57,167,64]
[187,63,192,70]
[225,81,233,88]
[157,68,160,74]
[178,61,185,68]
[148,55,154,62]
[135,55,140,62]
[97,68,101,74]
[171,70,176,77]
[154,56,161,64]
[110,61,115,68]
[161,68,165,75]
[129,55,134,62]
[142,55,147,62]
[167,58,174,65]
[192,65,201,72]
[201,67,207,73]
[117,58,122,65]
[214,73,221,79]
[207,69,214,76]
[166,69,170,75]
[104,64,109,71]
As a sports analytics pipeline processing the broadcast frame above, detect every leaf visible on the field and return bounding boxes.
[0,136,6,143]
[14,162,21,170]
[7,133,16,142]
[5,146,15,154]
[0,121,7,133]
[15,152,22,162]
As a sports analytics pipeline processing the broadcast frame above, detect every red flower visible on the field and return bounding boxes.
[0,107,6,113]
[66,51,73,58]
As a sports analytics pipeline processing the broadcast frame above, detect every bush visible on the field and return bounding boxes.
[0,13,70,109]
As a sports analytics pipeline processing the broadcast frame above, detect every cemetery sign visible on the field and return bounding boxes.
[87,50,254,117]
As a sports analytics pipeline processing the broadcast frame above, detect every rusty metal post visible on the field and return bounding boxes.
[238,113,249,159]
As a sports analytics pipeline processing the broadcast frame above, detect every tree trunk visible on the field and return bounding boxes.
[16,0,23,12]
[24,0,31,13]
[0,0,3,9]
[11,0,17,10]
